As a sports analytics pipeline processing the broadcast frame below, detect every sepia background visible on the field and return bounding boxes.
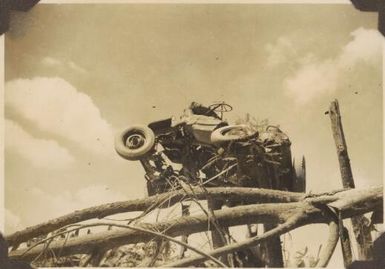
[3,3,383,267]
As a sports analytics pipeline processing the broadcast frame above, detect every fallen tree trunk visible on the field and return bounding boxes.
[167,187,383,267]
[5,186,303,247]
[9,186,382,262]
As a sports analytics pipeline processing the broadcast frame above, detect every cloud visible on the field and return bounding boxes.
[5,77,115,156]
[339,28,383,67]
[5,209,23,234]
[5,119,75,168]
[17,185,127,228]
[41,57,61,67]
[41,57,87,74]
[280,28,382,104]
[284,59,339,104]
[75,185,127,207]
[265,36,297,67]
[67,60,87,74]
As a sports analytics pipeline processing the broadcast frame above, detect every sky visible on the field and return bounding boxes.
[3,3,383,267]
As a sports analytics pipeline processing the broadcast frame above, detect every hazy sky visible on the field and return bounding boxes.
[3,3,383,266]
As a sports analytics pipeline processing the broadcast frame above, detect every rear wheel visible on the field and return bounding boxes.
[292,156,306,192]
[115,125,155,161]
[210,125,258,144]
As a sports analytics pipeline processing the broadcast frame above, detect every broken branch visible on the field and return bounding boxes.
[8,186,381,262]
[5,186,303,247]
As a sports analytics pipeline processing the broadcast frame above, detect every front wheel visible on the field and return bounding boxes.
[115,125,155,161]
[210,125,258,144]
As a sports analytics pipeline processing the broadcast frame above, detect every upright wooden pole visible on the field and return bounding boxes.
[178,203,190,259]
[328,99,373,261]
[207,198,231,266]
[263,223,284,267]
[340,226,353,267]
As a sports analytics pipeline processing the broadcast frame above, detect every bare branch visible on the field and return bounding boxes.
[6,186,303,247]
[315,221,339,267]
[8,186,382,263]
[164,214,304,267]
[22,222,228,268]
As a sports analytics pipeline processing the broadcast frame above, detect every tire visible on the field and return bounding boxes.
[114,125,155,161]
[292,156,306,192]
[210,125,258,144]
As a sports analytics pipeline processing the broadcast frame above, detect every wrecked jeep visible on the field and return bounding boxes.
[115,102,306,196]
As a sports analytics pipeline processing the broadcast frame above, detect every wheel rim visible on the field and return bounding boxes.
[126,133,145,149]
[211,124,258,144]
[115,125,155,161]
[223,127,251,138]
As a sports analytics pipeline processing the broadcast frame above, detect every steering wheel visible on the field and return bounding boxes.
[208,102,233,113]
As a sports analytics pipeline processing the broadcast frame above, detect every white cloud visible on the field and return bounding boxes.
[41,57,61,67]
[5,119,75,168]
[21,185,127,228]
[265,36,296,67]
[75,185,127,206]
[5,77,115,157]
[284,59,338,104]
[32,185,127,212]
[67,61,87,74]
[41,57,87,74]
[339,28,383,67]
[281,28,383,104]
[5,209,23,234]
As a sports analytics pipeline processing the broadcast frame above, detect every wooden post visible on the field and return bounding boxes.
[340,227,353,267]
[207,198,229,265]
[178,203,190,259]
[264,223,284,267]
[328,99,373,261]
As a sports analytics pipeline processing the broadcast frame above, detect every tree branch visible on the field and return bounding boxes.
[315,221,339,267]
[22,222,228,267]
[164,214,304,267]
[8,186,382,262]
[5,187,303,247]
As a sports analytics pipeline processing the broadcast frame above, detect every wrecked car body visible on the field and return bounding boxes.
[115,102,306,196]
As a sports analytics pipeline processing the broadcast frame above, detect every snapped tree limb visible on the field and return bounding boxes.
[8,186,382,262]
[5,186,303,247]
[329,99,374,261]
[315,221,339,267]
[165,213,305,267]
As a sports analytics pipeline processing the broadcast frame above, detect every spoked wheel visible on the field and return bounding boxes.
[211,125,258,144]
[292,156,306,193]
[115,125,155,161]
